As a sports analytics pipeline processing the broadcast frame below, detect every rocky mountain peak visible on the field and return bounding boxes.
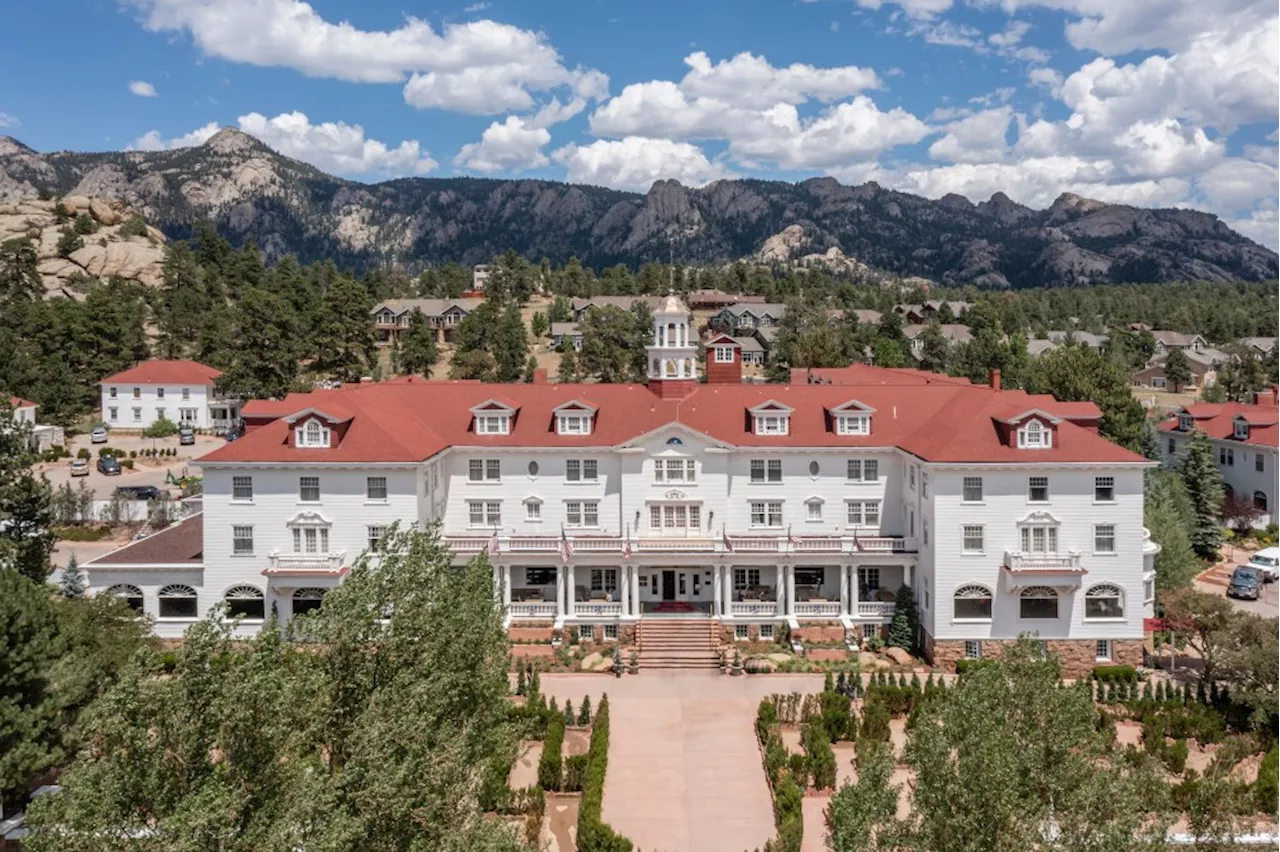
[203,126,267,156]
[1049,192,1108,215]
[976,191,1034,225]
[0,136,35,157]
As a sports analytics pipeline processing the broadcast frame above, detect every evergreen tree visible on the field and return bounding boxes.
[1163,347,1192,393]
[916,323,950,373]
[448,349,497,381]
[60,554,86,598]
[492,302,528,382]
[0,237,43,304]
[395,309,439,378]
[1024,343,1147,452]
[578,305,643,383]
[557,345,580,383]
[218,288,300,400]
[313,276,375,380]
[56,228,84,258]
[1144,470,1201,589]
[530,311,549,339]
[154,241,209,360]
[1177,429,1225,560]
[0,408,54,582]
[523,355,539,383]
[886,584,919,652]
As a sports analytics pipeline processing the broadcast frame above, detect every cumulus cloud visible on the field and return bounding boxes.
[928,107,1014,163]
[551,137,732,192]
[128,80,158,97]
[679,51,879,109]
[454,116,552,172]
[1001,0,1273,54]
[129,0,607,115]
[855,0,954,20]
[129,112,437,176]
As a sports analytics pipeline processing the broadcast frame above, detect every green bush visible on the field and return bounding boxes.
[76,447,90,460]
[155,651,179,673]
[537,712,565,791]
[860,695,891,743]
[1164,739,1189,774]
[143,417,180,439]
[772,774,804,852]
[1257,745,1278,813]
[1093,665,1138,684]
[819,690,851,743]
[955,658,996,675]
[51,525,110,542]
[576,695,632,852]
[118,214,149,238]
[73,212,99,235]
[803,720,837,790]
[866,683,920,717]
[122,459,134,469]
[563,754,588,792]
[57,227,84,257]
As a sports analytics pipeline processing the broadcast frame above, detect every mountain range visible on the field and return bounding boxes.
[1,128,1275,288]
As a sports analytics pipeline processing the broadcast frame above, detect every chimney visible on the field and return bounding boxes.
[989,369,1001,391]
[1255,384,1278,407]
[706,338,742,385]
[532,367,548,385]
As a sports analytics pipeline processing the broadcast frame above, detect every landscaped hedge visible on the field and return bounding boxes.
[802,720,836,790]
[1092,665,1138,684]
[538,712,565,791]
[576,695,632,852]
[756,696,804,852]
[563,754,588,792]
[955,658,997,675]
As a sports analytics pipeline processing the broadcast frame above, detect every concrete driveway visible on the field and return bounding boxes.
[1196,546,1280,618]
[35,432,220,500]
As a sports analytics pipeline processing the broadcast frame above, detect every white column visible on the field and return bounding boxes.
[785,564,795,616]
[631,567,641,616]
[839,564,849,616]
[555,564,566,619]
[723,565,734,616]
[619,565,630,615]
[851,566,860,615]
[775,565,786,614]
[712,565,722,616]
[566,564,576,617]
[502,564,512,608]
[903,563,913,588]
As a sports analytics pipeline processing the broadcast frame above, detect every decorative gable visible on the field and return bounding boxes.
[1233,416,1249,441]
[470,399,518,435]
[997,409,1061,450]
[283,408,346,449]
[552,399,596,436]
[748,400,793,436]
[827,399,876,436]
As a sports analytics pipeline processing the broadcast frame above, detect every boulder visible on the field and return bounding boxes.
[579,652,604,671]
[67,240,164,285]
[745,658,777,674]
[62,195,91,214]
[858,651,880,667]
[767,653,793,664]
[593,657,616,672]
[884,647,915,666]
[89,197,121,226]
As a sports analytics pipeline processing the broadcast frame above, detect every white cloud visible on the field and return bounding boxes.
[1197,158,1279,211]
[128,112,437,176]
[1223,208,1280,251]
[679,51,879,109]
[128,80,158,97]
[928,107,1014,163]
[1028,67,1064,96]
[129,0,607,115]
[1000,0,1273,54]
[463,2,489,11]
[0,112,18,128]
[454,116,551,172]
[855,0,954,20]
[727,97,931,169]
[129,121,220,150]
[551,137,732,192]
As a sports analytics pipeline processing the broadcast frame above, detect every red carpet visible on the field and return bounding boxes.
[651,601,698,613]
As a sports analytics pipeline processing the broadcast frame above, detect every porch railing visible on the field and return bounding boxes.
[1003,551,1083,572]
[731,601,779,617]
[265,553,346,575]
[508,601,557,619]
[445,533,918,558]
[634,538,717,553]
[794,600,842,617]
[855,601,895,619]
[575,601,624,617]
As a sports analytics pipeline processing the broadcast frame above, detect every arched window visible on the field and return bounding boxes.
[1019,586,1058,619]
[1084,584,1124,619]
[158,584,198,619]
[224,585,265,620]
[292,587,326,616]
[1254,491,1268,512]
[953,584,993,620]
[106,584,144,613]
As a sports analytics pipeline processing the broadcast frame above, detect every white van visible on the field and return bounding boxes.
[1246,547,1279,582]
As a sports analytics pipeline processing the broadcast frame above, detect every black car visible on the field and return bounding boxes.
[116,485,162,501]
[1227,566,1262,601]
[97,455,121,476]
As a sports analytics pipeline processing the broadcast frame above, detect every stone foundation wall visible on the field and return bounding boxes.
[923,632,1144,679]
[792,622,845,643]
[509,624,554,642]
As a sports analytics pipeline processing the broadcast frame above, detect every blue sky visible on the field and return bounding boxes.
[2,0,1276,247]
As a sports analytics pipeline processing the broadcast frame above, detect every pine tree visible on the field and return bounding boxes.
[516,665,526,696]
[558,344,580,383]
[1177,429,1225,559]
[523,355,539,383]
[1163,347,1192,393]
[396,309,439,377]
[60,554,86,598]
[886,584,919,652]
[577,695,591,726]
[313,276,376,380]
[563,698,574,727]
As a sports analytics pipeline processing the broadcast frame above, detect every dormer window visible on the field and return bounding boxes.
[476,414,510,435]
[1178,413,1192,431]
[755,414,789,435]
[836,415,870,435]
[558,414,590,435]
[714,346,735,363]
[1234,419,1249,440]
[297,419,331,448]
[1017,421,1051,449]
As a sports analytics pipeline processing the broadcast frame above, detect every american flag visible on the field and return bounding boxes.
[559,524,573,563]
[788,525,800,545]
[622,526,632,559]
[487,530,500,558]
[722,526,733,553]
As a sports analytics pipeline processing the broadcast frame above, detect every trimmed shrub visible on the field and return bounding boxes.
[773,773,804,852]
[76,447,90,460]
[803,720,837,790]
[143,416,179,438]
[860,695,891,743]
[576,695,632,852]
[1164,739,1189,774]
[1093,665,1138,684]
[538,713,565,791]
[955,658,995,676]
[578,695,592,726]
[563,754,589,792]
[819,690,851,744]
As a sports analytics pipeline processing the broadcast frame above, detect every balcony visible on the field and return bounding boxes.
[731,600,779,617]
[793,600,842,618]
[726,534,917,556]
[854,601,895,619]
[634,537,717,553]
[1002,550,1087,588]
[264,552,347,576]
[444,533,917,560]
[508,601,556,619]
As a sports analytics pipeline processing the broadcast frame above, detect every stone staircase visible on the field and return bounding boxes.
[636,618,722,670]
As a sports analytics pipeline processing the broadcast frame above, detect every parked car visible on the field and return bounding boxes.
[1227,566,1262,600]
[1245,547,1279,582]
[224,427,242,443]
[179,426,196,446]
[69,458,90,477]
[97,455,121,476]
[90,426,109,444]
[115,485,162,501]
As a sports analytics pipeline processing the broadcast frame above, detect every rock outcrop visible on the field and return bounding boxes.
[0,195,164,297]
[0,130,1274,287]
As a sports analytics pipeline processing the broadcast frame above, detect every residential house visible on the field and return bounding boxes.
[7,396,63,452]
[902,324,974,359]
[1151,331,1208,355]
[87,296,1160,676]
[472,265,491,291]
[1046,330,1109,352]
[685,290,766,311]
[829,308,883,326]
[370,298,485,344]
[1133,347,1229,391]
[99,360,238,432]
[551,322,584,352]
[1238,337,1278,358]
[712,303,787,333]
[569,295,668,322]
[1026,339,1059,358]
[733,336,765,366]
[893,301,972,324]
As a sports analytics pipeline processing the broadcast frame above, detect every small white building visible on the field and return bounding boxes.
[99,360,238,432]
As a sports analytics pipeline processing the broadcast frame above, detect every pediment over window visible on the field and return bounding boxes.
[283,407,346,425]
[999,409,1062,427]
[288,510,332,526]
[1017,510,1061,526]
[748,400,793,436]
[748,399,794,415]
[469,398,518,415]
[470,398,518,435]
[552,399,598,415]
[829,399,877,415]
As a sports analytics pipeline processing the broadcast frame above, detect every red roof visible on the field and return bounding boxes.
[87,513,204,566]
[202,367,1146,466]
[99,360,222,386]
[1158,401,1280,448]
[9,395,36,408]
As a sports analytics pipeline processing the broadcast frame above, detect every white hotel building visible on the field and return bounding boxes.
[86,297,1160,675]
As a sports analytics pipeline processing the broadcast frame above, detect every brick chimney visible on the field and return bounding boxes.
[989,368,1001,391]
[706,336,742,385]
[532,367,548,385]
[1256,384,1278,407]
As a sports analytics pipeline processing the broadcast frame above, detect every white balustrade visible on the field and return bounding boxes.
[855,602,895,619]
[1003,551,1083,571]
[794,601,842,617]
[445,537,486,554]
[508,537,558,552]
[266,552,346,574]
[508,601,557,619]
[731,601,779,616]
[575,601,624,617]
[792,537,845,553]
[855,536,917,553]
[728,536,782,552]
[635,538,716,552]
[574,538,625,553]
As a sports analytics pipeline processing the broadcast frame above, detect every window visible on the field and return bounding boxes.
[298,419,330,448]
[909,466,916,489]
[750,501,783,527]
[232,525,254,555]
[1234,420,1249,440]
[107,584,144,613]
[565,501,599,527]
[921,473,929,499]
[109,387,117,399]
[590,568,618,594]
[224,585,265,620]
[182,387,190,400]
[367,525,386,551]
[1085,584,1124,619]
[836,415,870,435]
[292,526,330,554]
[962,476,983,502]
[293,588,326,616]
[954,585,992,620]
[663,459,688,481]
[468,501,502,526]
[1017,420,1052,448]
[1144,576,1156,603]
[1094,524,1116,553]
[733,568,761,590]
[476,414,510,435]
[1094,476,1115,502]
[525,499,542,522]
[846,459,879,482]
[1220,447,1234,466]
[758,623,775,640]
[806,499,823,522]
[794,567,824,586]
[156,408,165,421]
[1257,454,1266,473]
[1095,639,1112,661]
[108,407,118,421]
[528,461,539,477]
[857,567,880,597]
[1019,586,1059,619]
[1178,413,1192,430]
[526,567,556,586]
[750,459,782,482]
[964,640,982,660]
[734,624,750,641]
[180,408,198,422]
[649,505,661,529]
[1254,491,1269,512]
[366,476,388,500]
[754,414,789,435]
[1020,524,1059,553]
[1028,476,1049,502]
[232,476,253,501]
[714,345,735,363]
[469,459,501,482]
[845,500,881,527]
[557,414,590,435]
[158,584,198,619]
[1168,438,1176,455]
[923,519,929,545]
[133,407,142,422]
[808,460,820,477]
[299,476,320,502]
[156,387,165,399]
[602,623,618,640]
[132,387,141,399]
[567,459,599,482]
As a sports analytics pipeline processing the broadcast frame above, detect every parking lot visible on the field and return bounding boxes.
[37,431,223,501]
[1196,545,1280,618]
